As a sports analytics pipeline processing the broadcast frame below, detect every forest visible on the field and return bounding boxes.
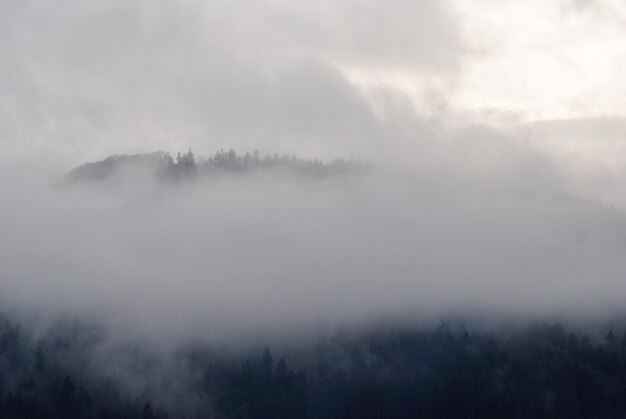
[2,313,626,418]
[66,150,373,183]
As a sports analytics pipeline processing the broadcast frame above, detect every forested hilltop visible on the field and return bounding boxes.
[3,313,626,418]
[66,149,373,183]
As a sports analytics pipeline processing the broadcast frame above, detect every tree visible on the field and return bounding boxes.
[262,346,273,378]
[142,403,155,419]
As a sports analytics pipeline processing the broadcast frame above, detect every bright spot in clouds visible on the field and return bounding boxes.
[452,0,626,120]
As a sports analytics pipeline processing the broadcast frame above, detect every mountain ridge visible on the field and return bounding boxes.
[66,149,373,183]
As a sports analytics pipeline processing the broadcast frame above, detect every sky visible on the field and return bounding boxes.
[2,0,626,168]
[453,0,626,120]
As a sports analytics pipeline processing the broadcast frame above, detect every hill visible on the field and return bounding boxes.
[66,149,373,182]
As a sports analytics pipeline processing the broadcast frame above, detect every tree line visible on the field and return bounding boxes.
[3,314,626,418]
[67,149,373,182]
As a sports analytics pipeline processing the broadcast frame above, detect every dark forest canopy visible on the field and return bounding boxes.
[3,313,626,418]
[65,149,373,183]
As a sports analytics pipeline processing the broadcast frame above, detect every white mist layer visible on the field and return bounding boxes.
[2,163,626,343]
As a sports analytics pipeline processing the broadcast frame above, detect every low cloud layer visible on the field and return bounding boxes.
[3,0,626,347]
[2,144,626,345]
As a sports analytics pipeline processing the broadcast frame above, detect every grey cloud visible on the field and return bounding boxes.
[0,0,466,167]
[256,0,466,70]
[565,0,604,11]
[0,138,625,344]
[3,0,626,346]
[563,0,626,25]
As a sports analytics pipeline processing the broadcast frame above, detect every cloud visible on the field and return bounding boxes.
[3,0,626,347]
[1,130,625,345]
[0,0,467,167]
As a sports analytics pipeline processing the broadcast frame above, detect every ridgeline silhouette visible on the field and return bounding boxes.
[66,149,373,182]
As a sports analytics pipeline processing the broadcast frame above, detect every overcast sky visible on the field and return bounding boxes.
[2,0,626,168]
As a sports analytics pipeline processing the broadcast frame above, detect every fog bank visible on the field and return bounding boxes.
[2,151,626,344]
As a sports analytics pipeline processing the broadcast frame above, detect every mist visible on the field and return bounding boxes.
[2,138,626,344]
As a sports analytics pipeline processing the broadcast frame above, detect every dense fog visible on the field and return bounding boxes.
[4,142,626,416]
[2,140,626,344]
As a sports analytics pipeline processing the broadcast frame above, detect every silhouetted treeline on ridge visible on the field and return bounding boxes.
[3,313,626,418]
[66,149,373,183]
